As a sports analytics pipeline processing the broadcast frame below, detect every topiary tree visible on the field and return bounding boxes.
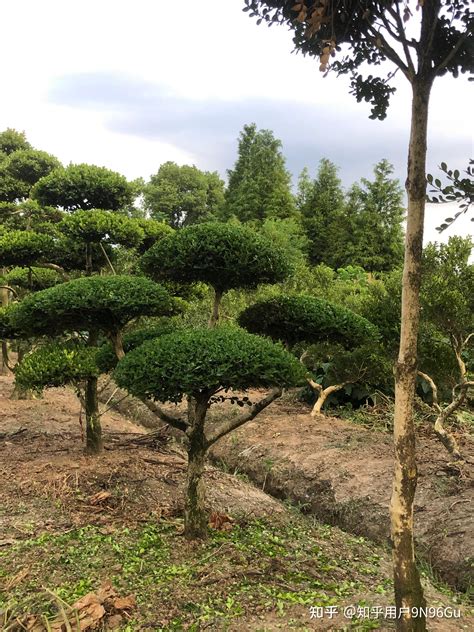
[113,326,305,538]
[141,222,291,327]
[32,163,134,212]
[59,210,146,274]
[239,294,379,415]
[0,149,61,202]
[9,275,179,453]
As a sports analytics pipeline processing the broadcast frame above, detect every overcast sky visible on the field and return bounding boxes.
[0,0,472,242]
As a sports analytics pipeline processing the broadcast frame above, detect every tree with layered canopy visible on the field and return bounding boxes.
[10,276,179,453]
[114,326,305,538]
[244,2,473,626]
[239,294,382,415]
[141,222,291,327]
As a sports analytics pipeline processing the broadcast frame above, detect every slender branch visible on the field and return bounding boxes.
[365,22,410,78]
[206,388,282,447]
[138,397,189,433]
[99,241,116,275]
[417,371,441,412]
[434,27,472,75]
[35,263,68,280]
[463,332,473,348]
[388,3,416,75]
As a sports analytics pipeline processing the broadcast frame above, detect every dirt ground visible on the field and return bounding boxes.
[99,383,474,593]
[208,395,474,592]
[0,375,472,631]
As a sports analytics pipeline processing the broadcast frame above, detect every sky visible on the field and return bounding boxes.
[0,0,472,242]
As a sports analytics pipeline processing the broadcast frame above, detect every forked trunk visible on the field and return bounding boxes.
[391,78,432,632]
[84,376,102,454]
[310,382,350,417]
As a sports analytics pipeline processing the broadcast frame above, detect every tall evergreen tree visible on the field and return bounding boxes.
[224,123,296,222]
[346,160,405,272]
[300,158,345,265]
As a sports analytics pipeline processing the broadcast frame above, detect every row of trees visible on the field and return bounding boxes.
[142,124,406,273]
[0,125,406,276]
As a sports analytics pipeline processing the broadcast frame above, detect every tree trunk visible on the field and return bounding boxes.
[111,330,125,360]
[391,78,432,632]
[208,288,223,328]
[84,376,102,454]
[85,243,93,276]
[0,270,11,375]
[184,397,209,539]
[11,345,35,400]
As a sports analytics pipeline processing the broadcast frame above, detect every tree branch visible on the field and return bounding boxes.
[35,263,69,281]
[434,27,472,75]
[365,23,410,79]
[0,285,18,298]
[138,397,189,433]
[206,388,282,447]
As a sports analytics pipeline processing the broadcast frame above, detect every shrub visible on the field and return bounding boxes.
[15,344,99,392]
[60,210,145,248]
[9,275,179,337]
[5,266,62,291]
[239,294,378,348]
[0,230,55,267]
[114,326,305,404]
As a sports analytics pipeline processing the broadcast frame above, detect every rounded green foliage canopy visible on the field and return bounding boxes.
[60,210,145,248]
[239,294,378,348]
[0,230,55,267]
[114,326,306,403]
[4,266,62,291]
[15,344,99,392]
[141,222,291,292]
[32,163,133,211]
[9,275,180,337]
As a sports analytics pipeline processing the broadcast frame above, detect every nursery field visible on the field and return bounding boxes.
[0,375,472,631]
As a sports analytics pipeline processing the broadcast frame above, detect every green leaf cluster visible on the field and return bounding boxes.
[141,222,291,292]
[60,210,145,247]
[114,326,306,403]
[14,344,99,392]
[4,266,62,291]
[0,230,55,267]
[32,163,134,211]
[238,294,378,348]
[9,275,180,337]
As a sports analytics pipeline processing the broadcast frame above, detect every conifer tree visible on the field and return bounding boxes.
[224,123,296,222]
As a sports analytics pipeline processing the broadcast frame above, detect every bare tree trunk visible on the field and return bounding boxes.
[85,243,93,276]
[110,330,125,360]
[84,376,102,454]
[208,288,223,328]
[184,397,208,539]
[11,345,35,400]
[391,78,432,632]
[0,270,11,375]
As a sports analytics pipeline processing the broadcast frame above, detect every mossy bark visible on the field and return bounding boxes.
[391,77,432,632]
[84,376,102,454]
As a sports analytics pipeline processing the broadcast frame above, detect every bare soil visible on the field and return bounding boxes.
[0,375,472,631]
[100,384,474,593]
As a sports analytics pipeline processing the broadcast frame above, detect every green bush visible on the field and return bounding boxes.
[32,163,133,211]
[238,294,378,348]
[140,222,291,292]
[114,326,306,403]
[9,275,180,337]
[0,230,55,267]
[96,321,178,372]
[5,266,62,291]
[132,218,174,253]
[14,344,99,392]
[60,210,145,248]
